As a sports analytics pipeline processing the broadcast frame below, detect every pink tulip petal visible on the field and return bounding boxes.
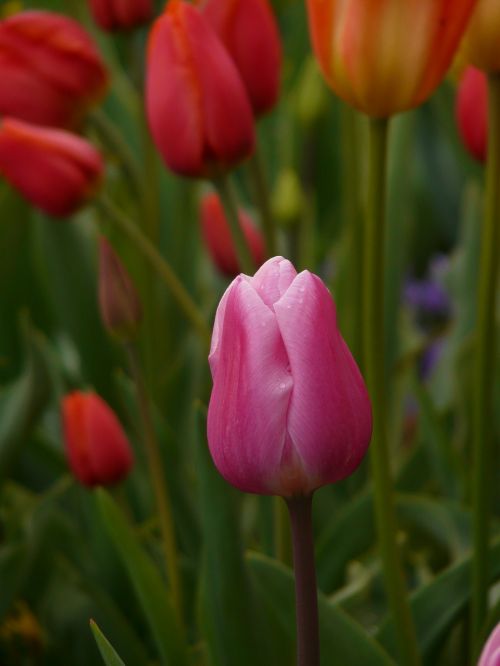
[207,277,293,494]
[274,271,372,490]
[479,624,500,666]
[250,256,297,309]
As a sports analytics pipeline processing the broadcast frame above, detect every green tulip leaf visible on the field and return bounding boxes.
[248,551,396,666]
[95,489,188,666]
[90,619,127,666]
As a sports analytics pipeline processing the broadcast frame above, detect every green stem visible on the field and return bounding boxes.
[471,73,500,652]
[274,496,292,565]
[213,175,255,275]
[364,118,420,666]
[97,197,211,346]
[126,343,184,628]
[248,148,278,256]
[287,495,320,666]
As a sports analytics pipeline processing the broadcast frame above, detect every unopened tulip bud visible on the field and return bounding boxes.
[98,237,142,341]
[0,11,108,128]
[456,66,487,163]
[201,193,265,277]
[464,1,500,73]
[62,391,134,487]
[89,0,153,31]
[208,256,372,496]
[478,623,500,666]
[294,56,328,128]
[201,0,282,116]
[306,0,478,117]
[146,0,255,178]
[271,169,304,227]
[0,118,103,217]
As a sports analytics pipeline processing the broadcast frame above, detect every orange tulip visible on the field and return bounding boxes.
[463,0,500,72]
[306,0,478,117]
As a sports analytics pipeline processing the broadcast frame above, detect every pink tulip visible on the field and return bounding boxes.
[207,256,372,496]
[456,66,487,163]
[478,623,500,666]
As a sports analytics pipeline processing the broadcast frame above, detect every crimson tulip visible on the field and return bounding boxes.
[201,0,282,116]
[89,0,153,31]
[207,256,372,496]
[201,193,265,276]
[146,0,255,178]
[62,391,134,487]
[456,66,487,163]
[0,118,103,217]
[306,0,478,117]
[0,11,108,128]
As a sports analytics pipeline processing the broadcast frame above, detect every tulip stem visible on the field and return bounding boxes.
[213,175,256,275]
[248,147,278,256]
[126,343,184,630]
[471,73,500,653]
[364,117,420,666]
[97,196,211,345]
[287,495,320,666]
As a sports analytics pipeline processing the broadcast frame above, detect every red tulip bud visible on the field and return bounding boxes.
[201,0,282,116]
[456,66,487,163]
[98,237,143,341]
[201,193,266,276]
[89,0,153,31]
[0,118,103,218]
[146,0,255,178]
[62,391,134,487]
[0,11,108,129]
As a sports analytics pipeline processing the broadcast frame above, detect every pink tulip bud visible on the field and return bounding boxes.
[89,0,153,31]
[0,11,108,129]
[201,0,282,116]
[201,192,266,277]
[456,66,487,163]
[478,623,500,666]
[207,256,372,496]
[146,0,255,178]
[62,391,134,487]
[98,237,143,341]
[0,118,103,218]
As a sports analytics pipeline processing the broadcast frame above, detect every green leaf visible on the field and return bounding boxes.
[90,620,127,666]
[376,538,500,663]
[248,552,396,666]
[194,403,264,666]
[95,489,187,666]
[0,316,52,480]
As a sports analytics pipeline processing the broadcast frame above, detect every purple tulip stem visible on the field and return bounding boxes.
[287,494,320,666]
[471,72,500,656]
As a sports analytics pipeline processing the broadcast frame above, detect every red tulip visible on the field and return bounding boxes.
[456,66,487,163]
[306,0,478,118]
[89,0,153,31]
[62,391,134,487]
[98,236,143,341]
[146,0,255,178]
[0,10,108,128]
[0,118,103,217]
[201,193,266,276]
[208,257,372,496]
[201,0,282,116]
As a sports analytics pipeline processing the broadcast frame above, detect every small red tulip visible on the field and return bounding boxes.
[456,66,487,163]
[0,10,108,129]
[201,0,282,116]
[201,193,266,276]
[0,118,104,218]
[146,0,255,178]
[89,0,153,31]
[98,236,143,341]
[62,391,134,487]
